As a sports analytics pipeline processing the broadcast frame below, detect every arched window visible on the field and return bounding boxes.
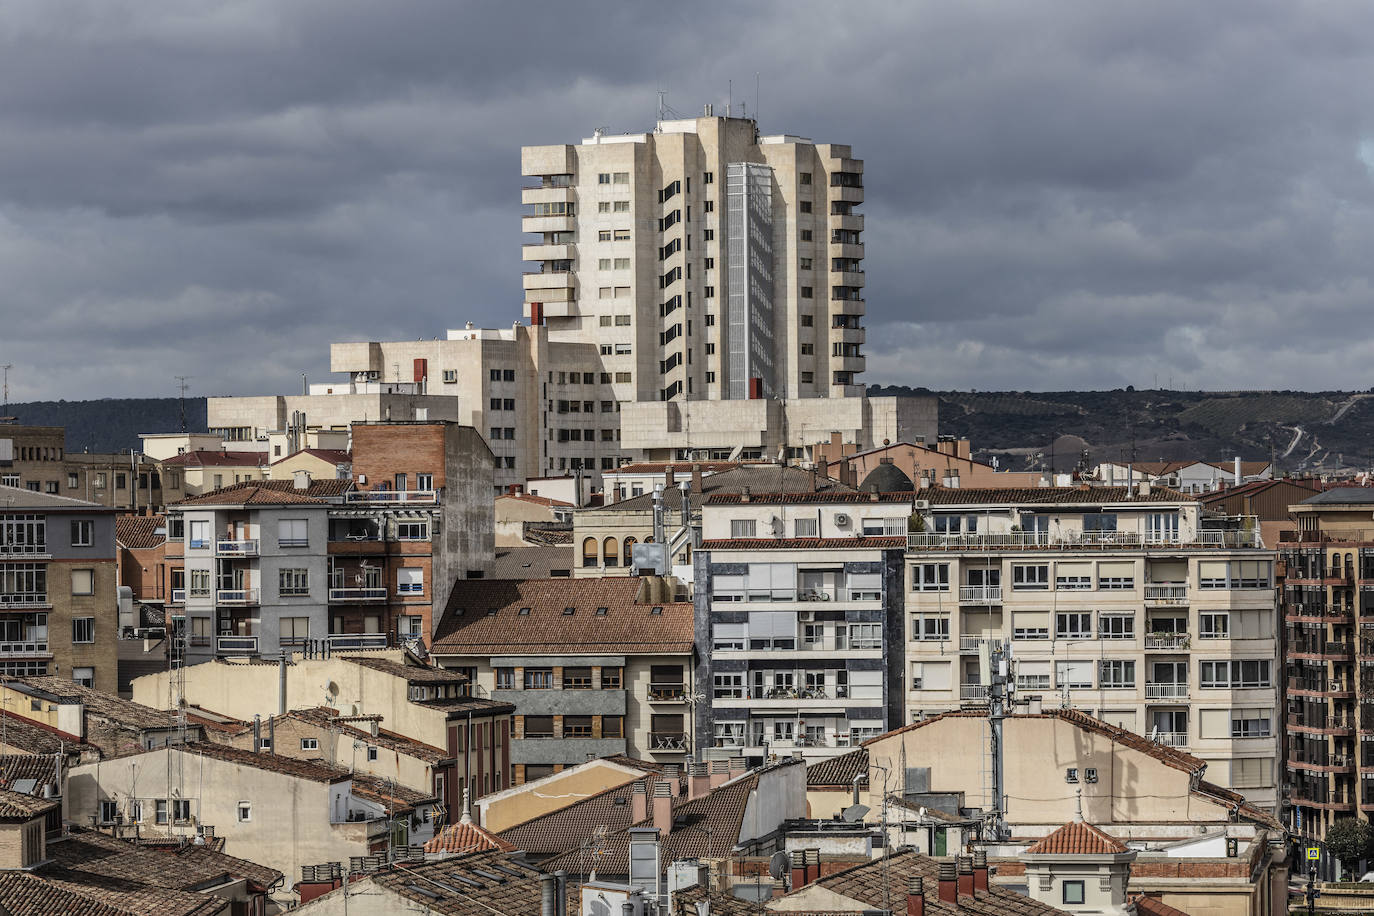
[582,537,599,568]
[623,537,637,568]
[603,537,620,568]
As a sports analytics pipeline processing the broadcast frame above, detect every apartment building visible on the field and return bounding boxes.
[429,577,696,783]
[816,436,1045,488]
[1277,487,1374,844]
[692,490,912,761]
[0,423,183,510]
[901,485,1279,810]
[0,485,120,692]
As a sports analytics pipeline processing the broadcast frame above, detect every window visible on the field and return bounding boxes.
[442,369,457,383]
[524,668,553,689]
[67,473,79,489]
[1199,612,1229,639]
[1055,562,1092,590]
[1063,880,1085,906]
[234,801,252,822]
[301,738,319,751]
[703,171,714,184]
[397,521,429,540]
[188,570,210,598]
[614,229,631,241]
[1012,612,1050,640]
[1098,613,1134,639]
[1057,660,1094,689]
[563,716,593,738]
[1055,612,1092,639]
[603,716,624,738]
[1099,660,1136,688]
[598,172,610,184]
[72,667,94,688]
[1016,661,1051,690]
[1199,659,1271,688]
[280,617,309,646]
[155,800,168,825]
[793,517,818,537]
[70,520,93,547]
[495,667,514,689]
[599,230,612,241]
[714,673,744,699]
[800,200,812,213]
[910,563,949,592]
[601,667,623,689]
[71,568,94,596]
[1098,562,1134,589]
[730,519,757,538]
[72,617,94,643]
[848,623,881,649]
[188,521,209,550]
[861,517,906,536]
[279,569,309,597]
[397,568,423,594]
[800,343,814,356]
[1012,565,1049,590]
[367,746,378,761]
[278,518,308,548]
[613,172,629,184]
[598,201,610,213]
[799,257,813,270]
[564,666,593,688]
[1231,709,1272,738]
[523,716,554,738]
[613,200,630,212]
[912,614,949,641]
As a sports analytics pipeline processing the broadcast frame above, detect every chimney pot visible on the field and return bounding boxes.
[937,860,958,903]
[630,781,648,823]
[957,856,974,897]
[663,764,681,796]
[709,760,730,789]
[805,847,821,884]
[652,780,673,833]
[665,465,676,487]
[741,486,751,503]
[907,876,925,916]
[972,848,989,892]
[790,850,807,889]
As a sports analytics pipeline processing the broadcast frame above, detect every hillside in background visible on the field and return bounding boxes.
[2,398,208,454]
[869,386,1374,475]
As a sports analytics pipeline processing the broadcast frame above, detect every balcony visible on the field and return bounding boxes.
[522,270,576,292]
[0,545,49,560]
[215,589,260,605]
[343,490,438,505]
[959,636,995,652]
[1144,633,1190,651]
[960,684,989,701]
[328,587,388,602]
[521,242,572,261]
[958,585,1002,604]
[216,539,259,557]
[326,633,389,651]
[1144,584,1187,606]
[1145,683,1189,699]
[648,684,687,702]
[0,595,49,609]
[0,640,49,659]
[907,530,1264,551]
[649,733,688,753]
[1154,732,1189,748]
[215,635,258,657]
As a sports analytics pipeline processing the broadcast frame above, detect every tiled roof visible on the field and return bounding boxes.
[47,828,283,894]
[115,514,167,549]
[491,545,574,579]
[247,477,354,497]
[0,483,106,510]
[1300,487,1374,505]
[866,709,1207,776]
[177,742,350,783]
[0,786,58,819]
[347,771,437,816]
[807,747,869,787]
[915,485,1196,506]
[606,461,745,475]
[340,655,470,685]
[706,491,914,505]
[362,850,563,916]
[1132,895,1193,916]
[159,450,268,468]
[498,772,677,857]
[700,536,907,550]
[522,526,573,547]
[0,872,152,916]
[0,753,60,791]
[594,464,854,513]
[271,448,351,467]
[424,818,516,855]
[432,578,695,656]
[275,707,448,764]
[410,696,516,715]
[10,677,173,731]
[0,710,93,755]
[496,492,573,508]
[176,482,326,507]
[1025,820,1129,855]
[1192,778,1283,831]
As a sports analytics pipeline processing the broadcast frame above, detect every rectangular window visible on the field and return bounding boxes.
[1055,562,1092,590]
[70,520,93,547]
[71,568,94,596]
[72,617,94,643]
[1015,661,1051,691]
[1231,709,1272,738]
[278,518,308,548]
[237,802,252,822]
[1012,565,1049,590]
[910,563,949,592]
[397,521,429,540]
[495,667,514,689]
[155,800,168,825]
[278,569,309,597]
[1056,660,1094,689]
[1098,660,1136,688]
[1097,561,1134,589]
[614,228,631,241]
[1199,659,1271,688]
[1055,612,1092,639]
[730,519,757,538]
[397,568,424,595]
[793,517,818,537]
[523,715,554,738]
[563,666,593,689]
[280,616,309,646]
[72,667,94,688]
[188,521,210,550]
[562,716,593,738]
[1064,881,1085,906]
[912,614,949,641]
[188,570,210,597]
[301,738,319,751]
[714,673,744,699]
[1199,612,1229,639]
[602,716,624,738]
[1098,613,1134,639]
[523,668,553,689]
[1012,611,1050,640]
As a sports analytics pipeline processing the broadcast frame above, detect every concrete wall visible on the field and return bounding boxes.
[222,716,435,797]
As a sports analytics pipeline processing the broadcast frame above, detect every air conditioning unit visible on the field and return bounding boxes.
[834,513,851,527]
[798,611,815,622]
[913,499,930,511]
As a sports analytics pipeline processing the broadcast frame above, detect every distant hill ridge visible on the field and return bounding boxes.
[2,398,208,455]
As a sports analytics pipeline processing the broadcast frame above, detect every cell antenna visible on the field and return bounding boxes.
[1,365,11,412]
[175,376,193,433]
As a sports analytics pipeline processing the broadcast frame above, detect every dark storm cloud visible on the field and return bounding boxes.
[3,0,1374,401]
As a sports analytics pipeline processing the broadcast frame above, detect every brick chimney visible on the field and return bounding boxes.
[709,760,730,788]
[631,781,648,823]
[691,463,703,496]
[665,465,676,488]
[957,856,974,897]
[906,876,924,916]
[652,781,673,833]
[972,848,989,892]
[662,764,680,796]
[740,486,751,504]
[805,848,820,884]
[937,860,958,903]
[790,850,807,889]
[689,763,711,799]
[728,756,746,779]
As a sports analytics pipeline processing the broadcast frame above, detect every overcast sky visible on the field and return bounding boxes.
[4,0,1374,401]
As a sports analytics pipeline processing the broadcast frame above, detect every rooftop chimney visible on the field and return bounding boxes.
[665,466,676,487]
[1234,456,1242,487]
[540,873,557,916]
[691,463,703,496]
[631,781,648,823]
[957,856,974,897]
[972,848,989,892]
[728,756,746,779]
[937,860,958,903]
[740,486,751,503]
[662,764,681,796]
[689,763,711,799]
[790,850,807,889]
[906,876,925,916]
[805,848,820,884]
[709,760,730,789]
[652,781,673,833]
[293,469,312,490]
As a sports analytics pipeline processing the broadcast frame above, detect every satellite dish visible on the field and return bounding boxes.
[325,681,339,698]
[768,851,790,879]
[841,803,870,823]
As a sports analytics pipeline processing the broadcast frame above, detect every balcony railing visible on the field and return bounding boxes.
[0,641,49,658]
[648,684,687,701]
[344,490,438,505]
[907,529,1262,551]
[326,633,389,651]
[216,635,258,656]
[958,585,1002,604]
[0,545,49,560]
[216,539,259,557]
[1144,633,1190,650]
[650,733,688,752]
[0,595,49,609]
[215,589,260,605]
[1145,683,1189,699]
[1144,584,1188,604]
[328,587,388,602]
[1154,732,1188,748]
[959,636,994,652]
[960,684,989,701]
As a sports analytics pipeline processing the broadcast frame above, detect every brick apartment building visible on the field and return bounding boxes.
[0,423,183,511]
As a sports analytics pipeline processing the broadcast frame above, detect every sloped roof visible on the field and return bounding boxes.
[916,485,1196,506]
[491,545,574,579]
[860,462,915,492]
[606,461,746,475]
[0,871,172,916]
[807,747,869,787]
[497,771,677,856]
[267,707,448,764]
[46,828,283,894]
[0,484,105,510]
[0,754,60,791]
[0,710,93,755]
[424,818,516,855]
[159,450,268,468]
[9,677,172,731]
[359,850,564,916]
[270,448,351,467]
[433,578,694,656]
[176,742,349,784]
[706,491,914,505]
[115,515,166,550]
[1300,487,1374,505]
[496,492,573,508]
[347,771,438,816]
[1025,821,1129,855]
[593,464,854,513]
[176,483,326,507]
[1132,895,1193,916]
[0,787,58,819]
[340,655,470,685]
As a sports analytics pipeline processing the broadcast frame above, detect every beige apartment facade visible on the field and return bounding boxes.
[901,486,1279,810]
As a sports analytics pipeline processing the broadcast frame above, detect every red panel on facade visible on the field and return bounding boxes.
[749,377,763,399]
[413,358,427,383]
[530,302,544,325]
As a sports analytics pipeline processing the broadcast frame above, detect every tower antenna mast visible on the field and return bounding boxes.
[175,376,193,433]
[1,365,11,412]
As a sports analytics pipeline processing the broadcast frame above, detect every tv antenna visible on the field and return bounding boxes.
[1,365,11,412]
[175,376,193,433]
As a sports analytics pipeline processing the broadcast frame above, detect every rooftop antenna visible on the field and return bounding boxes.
[175,376,192,433]
[1,365,10,412]
[728,79,732,117]
[755,71,760,124]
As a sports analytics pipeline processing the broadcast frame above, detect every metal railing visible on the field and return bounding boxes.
[1145,683,1189,699]
[0,595,49,609]
[328,587,387,602]
[958,585,1002,603]
[907,529,1263,551]
[0,546,49,560]
[960,684,988,701]
[0,641,48,658]
[216,539,259,557]
[343,490,438,505]
[650,733,688,751]
[326,634,389,651]
[1144,584,1188,604]
[215,588,260,605]
[216,635,258,656]
[1155,732,1188,748]
[648,684,687,701]
[1144,633,1190,650]
[959,636,994,652]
